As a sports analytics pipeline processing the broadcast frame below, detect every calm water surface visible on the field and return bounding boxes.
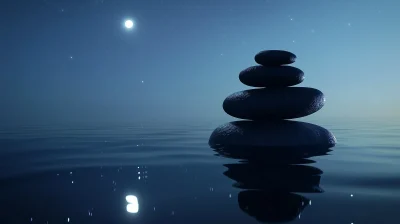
[1,118,400,223]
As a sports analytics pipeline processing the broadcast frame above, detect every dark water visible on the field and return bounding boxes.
[1,118,400,223]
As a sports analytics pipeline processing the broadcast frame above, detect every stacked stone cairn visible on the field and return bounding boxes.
[208,50,337,223]
[209,50,336,151]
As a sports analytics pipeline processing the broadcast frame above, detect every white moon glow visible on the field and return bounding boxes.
[124,20,134,29]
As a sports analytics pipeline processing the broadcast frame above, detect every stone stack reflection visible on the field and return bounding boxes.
[209,50,336,223]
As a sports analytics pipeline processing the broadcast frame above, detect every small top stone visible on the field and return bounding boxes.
[255,50,296,66]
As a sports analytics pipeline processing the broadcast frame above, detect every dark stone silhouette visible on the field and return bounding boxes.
[239,65,304,87]
[224,163,323,193]
[223,87,325,120]
[238,191,310,223]
[212,144,331,164]
[208,49,336,223]
[255,50,296,66]
[209,49,336,147]
[211,144,328,223]
[209,120,336,149]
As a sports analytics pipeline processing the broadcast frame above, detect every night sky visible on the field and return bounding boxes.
[1,0,399,126]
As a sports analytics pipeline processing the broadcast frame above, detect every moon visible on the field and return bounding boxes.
[124,19,134,29]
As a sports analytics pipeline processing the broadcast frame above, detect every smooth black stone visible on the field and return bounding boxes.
[223,87,325,120]
[255,50,296,66]
[238,191,310,223]
[239,65,304,87]
[208,120,336,149]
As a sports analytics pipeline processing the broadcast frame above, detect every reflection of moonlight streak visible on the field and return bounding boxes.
[126,195,139,213]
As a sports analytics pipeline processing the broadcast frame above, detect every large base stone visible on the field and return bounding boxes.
[209,120,336,150]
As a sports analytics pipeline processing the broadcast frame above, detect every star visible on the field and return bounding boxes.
[347,22,352,27]
[141,80,144,83]
[69,56,73,59]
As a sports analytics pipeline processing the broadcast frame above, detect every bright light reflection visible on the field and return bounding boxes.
[126,195,137,203]
[126,195,139,213]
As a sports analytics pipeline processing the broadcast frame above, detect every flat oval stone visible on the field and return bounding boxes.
[208,120,336,150]
[239,65,304,87]
[223,87,325,120]
[255,50,296,66]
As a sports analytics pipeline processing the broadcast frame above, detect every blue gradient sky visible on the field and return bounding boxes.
[1,0,399,126]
